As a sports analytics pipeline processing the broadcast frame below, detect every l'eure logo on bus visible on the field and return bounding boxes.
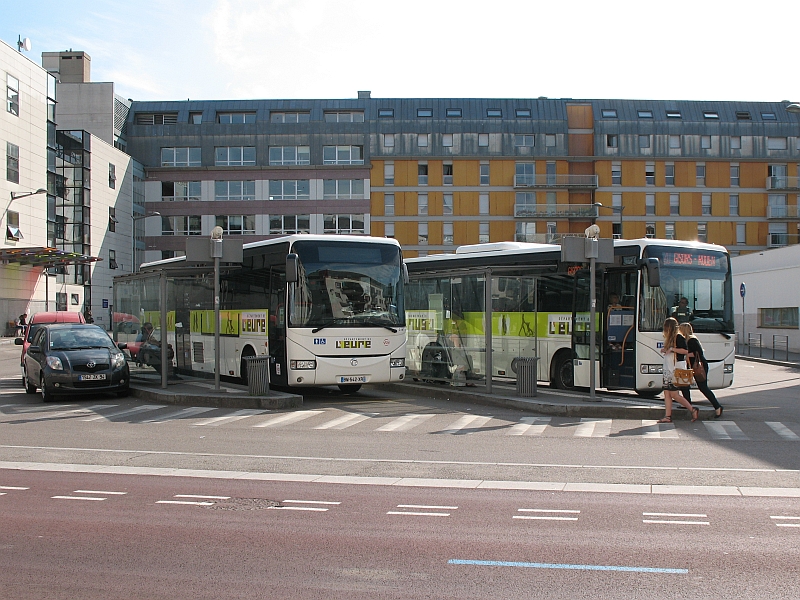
[336,339,371,349]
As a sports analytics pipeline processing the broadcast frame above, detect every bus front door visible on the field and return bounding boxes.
[603,270,638,390]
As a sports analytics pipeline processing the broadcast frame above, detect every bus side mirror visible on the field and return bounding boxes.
[286,254,299,283]
[642,257,660,287]
[402,262,409,285]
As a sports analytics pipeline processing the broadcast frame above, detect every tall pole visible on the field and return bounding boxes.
[589,255,596,401]
[214,253,221,391]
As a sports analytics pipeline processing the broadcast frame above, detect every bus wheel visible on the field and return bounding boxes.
[553,352,574,390]
[338,384,362,394]
[636,389,660,399]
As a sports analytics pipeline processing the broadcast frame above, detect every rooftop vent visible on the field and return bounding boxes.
[358,91,371,99]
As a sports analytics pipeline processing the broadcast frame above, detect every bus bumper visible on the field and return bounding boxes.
[290,354,405,386]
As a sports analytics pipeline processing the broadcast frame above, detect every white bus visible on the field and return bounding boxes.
[118,235,407,392]
[404,238,735,396]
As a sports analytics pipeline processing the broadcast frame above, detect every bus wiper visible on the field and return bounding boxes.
[311,320,339,334]
[360,318,398,333]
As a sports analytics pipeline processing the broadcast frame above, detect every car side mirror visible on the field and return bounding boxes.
[116,342,128,350]
[28,345,41,354]
[14,338,22,345]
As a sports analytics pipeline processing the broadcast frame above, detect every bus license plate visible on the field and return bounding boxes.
[339,376,366,384]
[79,374,106,381]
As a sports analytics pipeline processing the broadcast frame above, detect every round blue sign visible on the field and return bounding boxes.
[740,282,746,298]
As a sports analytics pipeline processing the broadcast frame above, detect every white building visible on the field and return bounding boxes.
[731,244,800,354]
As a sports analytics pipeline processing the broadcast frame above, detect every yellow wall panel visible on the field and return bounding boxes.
[655,192,670,216]
[428,161,442,187]
[626,192,645,216]
[428,221,442,246]
[711,192,728,216]
[740,194,764,218]
[492,160,515,186]
[454,221,469,246]
[455,160,477,186]
[674,161,692,187]
[371,161,384,187]
[681,192,698,216]
[371,191,384,216]
[428,192,442,217]
[706,162,728,188]
[463,220,479,244]
[493,192,515,216]
[675,221,695,241]
[371,221,384,238]
[455,192,476,216]
[622,160,643,186]
[392,161,410,187]
[595,161,611,187]
[748,222,762,246]
[492,220,515,243]
[740,163,766,189]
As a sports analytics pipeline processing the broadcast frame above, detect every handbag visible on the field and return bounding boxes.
[691,357,706,383]
[674,362,694,386]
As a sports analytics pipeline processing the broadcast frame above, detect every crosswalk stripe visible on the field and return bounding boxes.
[252,410,324,428]
[641,420,680,439]
[765,422,800,441]
[376,413,436,432]
[440,414,493,434]
[508,416,552,436]
[82,404,164,421]
[193,409,269,427]
[33,404,117,420]
[314,412,373,430]
[703,421,749,440]
[574,418,613,438]
[140,406,217,424]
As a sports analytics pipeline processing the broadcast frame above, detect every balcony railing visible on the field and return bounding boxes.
[767,205,800,219]
[514,174,598,189]
[766,176,800,191]
[767,233,800,248]
[515,233,584,244]
[514,203,599,219]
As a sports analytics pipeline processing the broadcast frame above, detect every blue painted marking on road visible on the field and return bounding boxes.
[448,559,687,574]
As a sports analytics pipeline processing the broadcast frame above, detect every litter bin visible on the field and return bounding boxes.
[244,355,270,396]
[512,356,539,397]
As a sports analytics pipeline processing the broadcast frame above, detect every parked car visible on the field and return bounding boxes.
[15,311,86,386]
[23,323,130,402]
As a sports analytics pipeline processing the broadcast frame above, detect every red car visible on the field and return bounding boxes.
[16,311,86,385]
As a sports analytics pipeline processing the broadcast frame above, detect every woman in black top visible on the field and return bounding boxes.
[659,317,699,423]
[679,323,723,418]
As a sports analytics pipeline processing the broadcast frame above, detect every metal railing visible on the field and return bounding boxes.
[742,333,792,361]
[767,233,800,248]
[514,174,598,189]
[514,204,599,219]
[766,205,800,219]
[766,176,800,191]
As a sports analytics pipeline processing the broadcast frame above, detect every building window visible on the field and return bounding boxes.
[701,136,712,149]
[606,134,618,148]
[270,111,310,123]
[515,108,532,118]
[5,210,21,241]
[269,146,310,166]
[762,112,777,121]
[665,164,675,186]
[322,179,365,199]
[515,135,535,147]
[189,112,202,124]
[446,108,462,118]
[487,109,502,118]
[418,163,428,185]
[215,146,256,166]
[645,163,655,185]
[479,193,489,215]
[216,180,256,201]
[697,222,707,242]
[736,111,751,120]
[109,249,118,269]
[515,162,535,186]
[162,181,201,201]
[696,164,706,186]
[645,194,656,216]
[730,194,739,216]
[612,193,622,211]
[442,193,454,215]
[601,109,617,118]
[480,163,490,185]
[6,74,19,116]
[385,222,395,238]
[443,222,454,245]
[703,111,719,119]
[417,134,429,148]
[108,207,117,233]
[545,134,556,147]
[479,222,490,243]
[443,163,453,185]
[767,137,788,150]
[418,193,428,216]
[637,110,653,118]
[727,165,739,187]
[737,223,746,245]
[515,192,536,216]
[639,135,651,149]
[323,145,363,165]
[108,163,116,189]
[443,133,453,147]
[516,222,536,243]
[162,215,202,236]
[323,214,365,234]
[383,133,395,147]
[6,142,19,183]
[645,222,656,239]
[324,111,364,123]
[669,135,681,149]
[161,251,175,260]
[759,307,799,328]
[731,136,741,150]
[378,108,394,118]
[418,222,428,245]
[417,108,433,118]
[268,179,309,200]
[670,193,680,216]
[161,147,201,167]
[611,163,621,185]
[384,162,394,186]
[270,215,310,234]
[666,110,682,119]
[702,193,712,215]
[136,113,178,124]
[478,134,489,147]
[214,215,255,235]
[665,222,675,240]
[218,112,256,124]
[384,193,394,216]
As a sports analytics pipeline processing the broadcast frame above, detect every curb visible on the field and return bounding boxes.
[735,355,800,369]
[129,384,303,410]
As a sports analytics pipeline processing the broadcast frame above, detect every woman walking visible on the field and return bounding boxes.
[679,322,724,418]
[659,317,699,423]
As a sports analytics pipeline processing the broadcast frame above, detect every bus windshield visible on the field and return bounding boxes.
[640,246,734,333]
[289,240,404,328]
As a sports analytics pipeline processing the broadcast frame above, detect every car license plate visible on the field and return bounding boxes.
[79,374,106,381]
[339,376,366,384]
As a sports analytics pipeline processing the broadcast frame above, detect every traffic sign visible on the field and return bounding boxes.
[740,282,746,298]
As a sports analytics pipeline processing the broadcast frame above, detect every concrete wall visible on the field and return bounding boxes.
[54,82,115,146]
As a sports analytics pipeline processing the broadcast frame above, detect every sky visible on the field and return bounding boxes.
[2,0,799,104]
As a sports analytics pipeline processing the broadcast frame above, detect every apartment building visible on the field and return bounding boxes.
[123,95,800,261]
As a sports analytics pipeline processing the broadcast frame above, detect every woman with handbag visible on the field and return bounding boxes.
[679,323,724,418]
[659,317,699,423]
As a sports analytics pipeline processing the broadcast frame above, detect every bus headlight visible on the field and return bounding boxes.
[290,360,316,370]
[640,364,663,374]
[724,364,733,373]
[390,358,405,368]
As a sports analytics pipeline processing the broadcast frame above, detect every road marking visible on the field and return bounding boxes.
[514,508,580,521]
[314,412,374,430]
[252,410,324,428]
[193,409,268,427]
[389,503,457,516]
[140,406,217,424]
[82,404,164,421]
[387,510,450,517]
[518,509,581,513]
[644,512,707,517]
[508,417,551,436]
[771,516,800,527]
[376,413,435,432]
[643,512,709,525]
[448,559,688,574]
[74,490,127,495]
[0,486,29,490]
[440,414,492,434]
[52,495,106,501]
[174,494,231,500]
[765,422,800,441]
[9,404,74,414]
[282,500,341,505]
[34,404,117,420]
[703,421,749,441]
[641,420,679,439]
[270,506,328,511]
[574,418,612,438]
[156,500,215,506]
[397,504,458,510]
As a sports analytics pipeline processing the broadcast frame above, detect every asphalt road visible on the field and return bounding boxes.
[1,338,799,598]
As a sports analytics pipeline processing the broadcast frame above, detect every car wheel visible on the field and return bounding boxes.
[338,384,362,394]
[25,374,37,394]
[40,374,55,402]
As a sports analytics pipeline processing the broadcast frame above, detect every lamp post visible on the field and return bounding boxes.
[131,211,160,271]
[210,226,224,391]
[595,202,625,239]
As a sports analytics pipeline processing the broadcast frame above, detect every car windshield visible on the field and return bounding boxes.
[49,328,116,351]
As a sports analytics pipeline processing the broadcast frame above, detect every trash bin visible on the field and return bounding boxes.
[244,355,270,396]
[512,356,539,397]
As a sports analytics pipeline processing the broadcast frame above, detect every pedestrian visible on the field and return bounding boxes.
[671,297,692,323]
[84,309,94,323]
[16,313,27,337]
[659,317,699,423]
[679,323,724,419]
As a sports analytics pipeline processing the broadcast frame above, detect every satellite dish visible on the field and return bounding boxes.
[17,36,31,52]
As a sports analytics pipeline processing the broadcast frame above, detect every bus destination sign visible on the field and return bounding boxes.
[661,252,720,268]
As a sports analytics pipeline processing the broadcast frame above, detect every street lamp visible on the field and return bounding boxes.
[211,225,224,391]
[595,202,625,239]
[131,211,160,271]
[11,188,47,200]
